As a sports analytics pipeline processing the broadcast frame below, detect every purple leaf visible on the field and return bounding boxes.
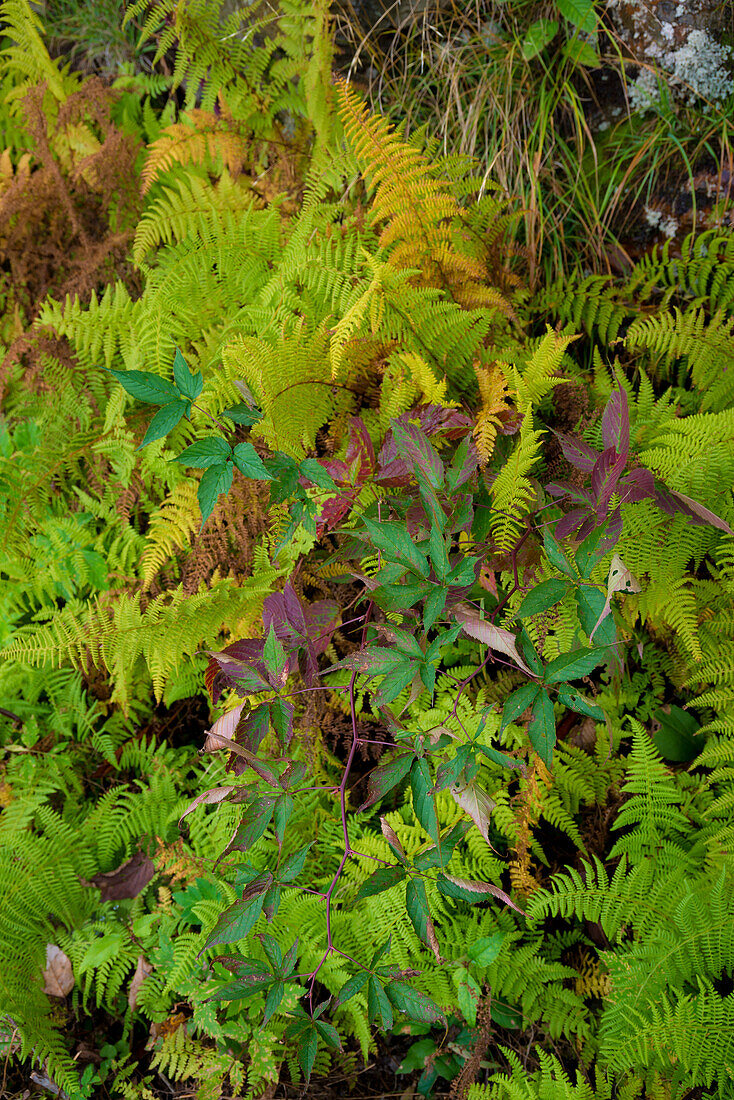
[654,489,733,534]
[590,447,627,511]
[554,507,594,539]
[304,600,340,655]
[601,384,629,460]
[392,422,445,488]
[553,430,600,471]
[618,467,655,503]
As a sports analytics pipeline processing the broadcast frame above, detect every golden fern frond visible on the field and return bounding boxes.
[474,361,513,463]
[509,328,578,412]
[141,103,250,194]
[334,79,512,315]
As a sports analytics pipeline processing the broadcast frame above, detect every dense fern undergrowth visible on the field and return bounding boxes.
[1,1,734,1098]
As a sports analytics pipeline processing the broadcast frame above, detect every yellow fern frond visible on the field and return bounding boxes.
[490,414,544,551]
[474,361,513,463]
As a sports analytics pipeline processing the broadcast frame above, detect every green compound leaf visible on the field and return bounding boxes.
[172,348,203,401]
[385,981,446,1026]
[176,437,232,468]
[315,1020,342,1051]
[262,980,285,1026]
[201,876,271,951]
[354,864,407,902]
[516,578,572,618]
[359,752,415,812]
[556,685,604,721]
[411,758,440,849]
[501,682,541,733]
[300,457,337,490]
[576,585,617,647]
[277,841,314,884]
[197,461,233,526]
[543,647,607,683]
[297,1027,318,1083]
[405,877,439,958]
[109,368,179,405]
[222,403,263,425]
[368,977,394,1030]
[335,971,369,1008]
[422,586,447,632]
[362,517,429,577]
[136,401,187,450]
[543,528,575,576]
[528,688,555,767]
[233,440,274,480]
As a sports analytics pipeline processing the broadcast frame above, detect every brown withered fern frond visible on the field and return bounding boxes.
[0,79,140,307]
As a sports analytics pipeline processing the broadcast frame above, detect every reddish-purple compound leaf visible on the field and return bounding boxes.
[358,752,415,812]
[384,981,446,1026]
[554,507,594,539]
[91,850,154,901]
[617,467,655,503]
[393,422,445,488]
[552,430,600,471]
[304,599,341,655]
[591,448,627,512]
[601,384,629,460]
[654,488,733,535]
[237,703,270,754]
[354,864,407,902]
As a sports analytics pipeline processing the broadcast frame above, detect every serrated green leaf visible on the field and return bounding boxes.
[411,759,440,849]
[263,623,288,683]
[232,440,273,480]
[405,877,433,949]
[428,525,450,582]
[423,585,448,636]
[562,37,600,66]
[109,368,180,404]
[556,686,604,721]
[368,977,394,1030]
[136,401,186,450]
[528,688,555,767]
[501,683,541,733]
[278,841,314,883]
[273,792,294,852]
[197,462,233,525]
[543,528,575,576]
[315,1020,342,1050]
[359,752,415,811]
[455,965,481,1027]
[363,517,429,577]
[300,457,337,490]
[176,437,232,468]
[516,579,572,618]
[385,982,446,1026]
[298,1027,318,1082]
[222,403,263,425]
[335,971,369,1007]
[557,0,597,32]
[262,980,284,1026]
[172,348,203,400]
[575,523,614,578]
[521,17,558,59]
[201,884,268,951]
[434,744,472,792]
[543,647,606,683]
[354,864,406,902]
[576,586,617,647]
[221,798,276,856]
[258,933,282,970]
[468,933,505,967]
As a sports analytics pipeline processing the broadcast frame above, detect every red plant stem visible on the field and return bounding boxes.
[306,602,374,1013]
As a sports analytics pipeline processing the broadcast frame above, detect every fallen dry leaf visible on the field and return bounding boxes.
[91,850,155,901]
[128,955,153,1011]
[42,944,74,998]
